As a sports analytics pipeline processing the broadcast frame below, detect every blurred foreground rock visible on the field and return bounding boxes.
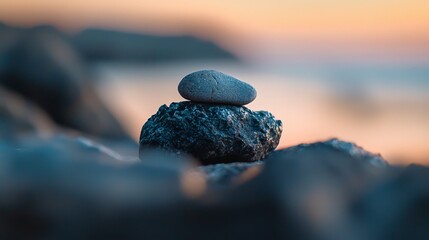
[4,138,428,240]
[351,165,429,240]
[200,161,263,186]
[247,139,389,240]
[0,136,193,239]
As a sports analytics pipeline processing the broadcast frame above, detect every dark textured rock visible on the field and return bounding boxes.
[139,101,282,165]
[351,165,429,240]
[0,26,130,140]
[178,70,257,105]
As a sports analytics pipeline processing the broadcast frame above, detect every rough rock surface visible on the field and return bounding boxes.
[139,101,282,165]
[178,70,257,105]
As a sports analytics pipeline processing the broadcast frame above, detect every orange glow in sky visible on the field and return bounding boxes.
[1,0,428,55]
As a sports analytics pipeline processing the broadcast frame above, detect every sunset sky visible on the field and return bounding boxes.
[1,0,428,60]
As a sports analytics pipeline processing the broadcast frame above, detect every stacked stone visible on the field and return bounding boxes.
[139,70,282,165]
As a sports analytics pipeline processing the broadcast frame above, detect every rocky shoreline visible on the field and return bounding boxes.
[0,31,428,239]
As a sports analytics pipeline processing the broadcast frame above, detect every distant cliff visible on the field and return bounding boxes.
[70,28,238,63]
[0,23,238,64]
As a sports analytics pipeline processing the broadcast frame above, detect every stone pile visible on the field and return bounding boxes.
[139,70,282,165]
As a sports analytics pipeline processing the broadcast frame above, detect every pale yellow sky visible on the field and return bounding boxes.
[1,0,428,57]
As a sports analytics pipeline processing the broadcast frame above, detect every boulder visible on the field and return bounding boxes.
[242,139,389,240]
[139,101,282,165]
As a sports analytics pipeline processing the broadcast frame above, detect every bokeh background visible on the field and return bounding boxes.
[1,0,428,164]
